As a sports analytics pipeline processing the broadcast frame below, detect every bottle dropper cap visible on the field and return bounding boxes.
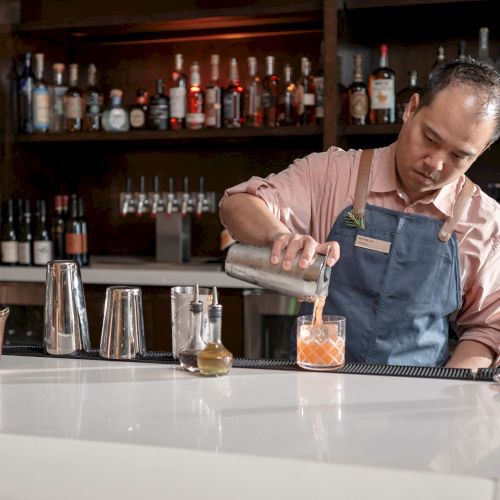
[190,284,203,313]
[209,286,222,319]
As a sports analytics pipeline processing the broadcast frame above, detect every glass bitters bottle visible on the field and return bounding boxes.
[179,284,207,373]
[198,287,233,376]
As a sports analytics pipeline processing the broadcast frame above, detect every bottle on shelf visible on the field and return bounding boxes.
[102,89,130,132]
[18,199,33,266]
[65,194,84,266]
[223,57,244,129]
[129,89,149,130]
[428,45,445,81]
[337,55,349,125]
[205,54,223,129]
[347,53,369,126]
[169,53,187,130]
[296,57,316,126]
[32,53,50,133]
[314,41,325,125]
[64,63,83,132]
[457,40,468,62]
[33,199,54,266]
[396,70,421,124]
[84,64,102,132]
[179,284,206,373]
[18,52,35,134]
[186,62,205,130]
[1,199,19,266]
[197,286,233,376]
[52,195,68,260]
[244,56,263,128]
[368,44,396,125]
[148,80,168,131]
[262,55,279,127]
[78,197,89,266]
[477,27,494,68]
[277,63,297,126]
[49,63,67,133]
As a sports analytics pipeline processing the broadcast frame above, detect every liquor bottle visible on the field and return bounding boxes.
[84,64,102,132]
[19,52,35,134]
[197,287,233,376]
[223,58,244,129]
[65,194,84,265]
[32,53,50,133]
[205,54,222,129]
[1,199,19,265]
[314,41,325,125]
[129,89,149,130]
[78,197,89,266]
[368,44,396,125]
[186,62,205,130]
[262,56,279,127]
[396,70,421,123]
[457,41,468,62]
[428,45,445,81]
[278,63,296,126]
[337,55,349,125]
[244,56,263,127]
[169,53,187,130]
[49,63,67,133]
[18,200,33,266]
[102,89,130,132]
[148,80,168,131]
[64,64,83,132]
[477,27,494,68]
[347,53,369,126]
[296,57,316,126]
[33,199,54,266]
[51,195,67,259]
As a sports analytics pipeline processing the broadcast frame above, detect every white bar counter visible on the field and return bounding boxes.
[0,355,499,499]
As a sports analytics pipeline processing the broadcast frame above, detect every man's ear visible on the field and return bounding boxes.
[403,93,420,122]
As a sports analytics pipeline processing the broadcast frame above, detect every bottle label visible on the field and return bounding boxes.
[51,87,67,116]
[33,240,54,265]
[149,105,168,129]
[86,95,101,115]
[66,233,83,255]
[303,93,315,106]
[350,91,369,118]
[206,88,216,105]
[109,109,126,129]
[33,91,50,129]
[65,96,83,119]
[1,241,18,264]
[371,79,394,110]
[18,242,32,265]
[130,109,145,128]
[223,92,240,122]
[186,113,205,125]
[170,87,186,118]
[262,90,271,108]
[314,76,324,118]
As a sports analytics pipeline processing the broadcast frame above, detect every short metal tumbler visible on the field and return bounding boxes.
[0,306,10,357]
[100,286,146,360]
[44,260,90,355]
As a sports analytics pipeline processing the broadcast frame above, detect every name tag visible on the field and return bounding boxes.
[354,235,391,254]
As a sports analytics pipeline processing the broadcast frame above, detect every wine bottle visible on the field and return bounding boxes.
[347,53,369,126]
[84,64,102,132]
[223,58,244,129]
[244,56,263,127]
[65,64,83,132]
[33,199,54,266]
[19,53,35,134]
[262,56,279,127]
[169,54,187,130]
[52,195,67,259]
[32,53,50,133]
[18,199,33,266]
[186,62,205,130]
[205,54,222,129]
[65,194,84,265]
[78,197,89,266]
[1,199,19,265]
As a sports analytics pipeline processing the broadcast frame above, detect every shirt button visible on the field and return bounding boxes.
[406,207,414,213]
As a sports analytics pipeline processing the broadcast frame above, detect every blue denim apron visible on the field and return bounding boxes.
[298,149,473,367]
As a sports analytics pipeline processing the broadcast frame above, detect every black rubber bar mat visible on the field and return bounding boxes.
[2,345,496,382]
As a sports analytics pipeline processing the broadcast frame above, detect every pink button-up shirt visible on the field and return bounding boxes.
[222,143,500,356]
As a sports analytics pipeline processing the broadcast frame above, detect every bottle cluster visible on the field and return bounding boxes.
[344,27,498,126]
[0,195,89,267]
[16,51,325,135]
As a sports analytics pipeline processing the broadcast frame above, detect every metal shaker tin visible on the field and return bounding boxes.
[224,243,331,302]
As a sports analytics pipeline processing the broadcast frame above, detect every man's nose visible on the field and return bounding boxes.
[423,152,445,172]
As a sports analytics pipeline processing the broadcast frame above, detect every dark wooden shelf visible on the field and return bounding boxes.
[339,124,401,136]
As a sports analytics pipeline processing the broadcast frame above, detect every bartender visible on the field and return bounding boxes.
[219,59,500,371]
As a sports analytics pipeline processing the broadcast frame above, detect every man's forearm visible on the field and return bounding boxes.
[219,193,290,246]
[445,339,495,372]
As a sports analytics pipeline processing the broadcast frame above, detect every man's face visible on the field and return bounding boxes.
[395,84,496,202]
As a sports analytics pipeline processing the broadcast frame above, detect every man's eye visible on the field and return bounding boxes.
[425,135,436,144]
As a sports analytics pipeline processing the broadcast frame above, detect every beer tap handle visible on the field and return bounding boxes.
[136,175,146,217]
[196,176,205,218]
[121,176,133,217]
[181,176,190,217]
[166,176,175,216]
[151,175,161,218]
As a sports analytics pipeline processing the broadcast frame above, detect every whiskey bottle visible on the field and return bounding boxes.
[65,64,83,132]
[428,45,445,82]
[369,44,396,125]
[51,195,67,259]
[148,80,168,131]
[477,27,494,68]
[65,194,84,265]
[169,53,187,130]
[19,53,35,134]
[129,89,149,130]
[205,54,222,129]
[84,64,102,132]
[313,41,325,125]
[278,63,296,126]
[262,55,279,127]
[18,200,33,266]
[1,199,19,265]
[396,70,421,123]
[348,53,368,126]
[49,63,67,133]
[186,62,205,130]
[296,57,316,126]
[244,56,263,127]
[223,58,244,129]
[33,199,54,266]
[102,89,130,132]
[32,53,50,133]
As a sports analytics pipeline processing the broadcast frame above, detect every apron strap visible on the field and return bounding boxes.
[353,149,374,219]
[438,177,475,242]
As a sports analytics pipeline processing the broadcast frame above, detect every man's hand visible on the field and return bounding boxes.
[271,233,340,270]
[445,340,496,372]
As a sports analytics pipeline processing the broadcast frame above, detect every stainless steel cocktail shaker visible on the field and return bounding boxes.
[224,243,331,302]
